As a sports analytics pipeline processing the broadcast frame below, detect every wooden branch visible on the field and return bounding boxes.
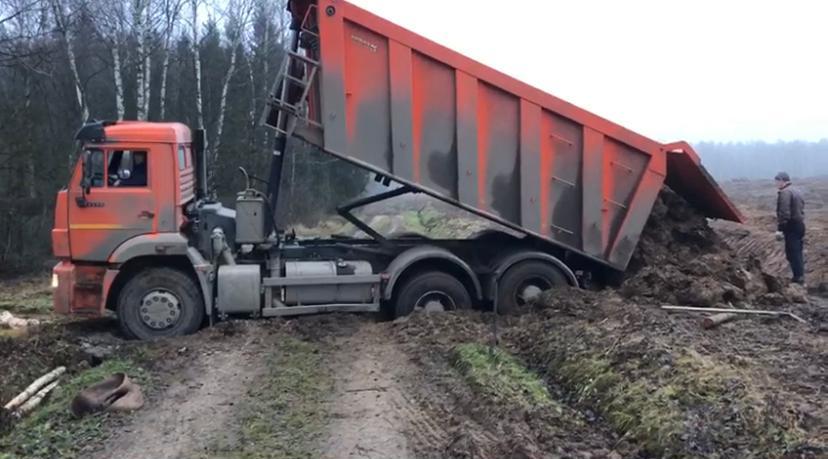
[15,380,59,415]
[661,306,808,324]
[345,386,388,393]
[3,366,66,411]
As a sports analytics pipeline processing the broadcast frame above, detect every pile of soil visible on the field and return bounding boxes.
[393,288,826,458]
[390,186,827,458]
[392,312,635,459]
[508,288,827,458]
[622,189,807,307]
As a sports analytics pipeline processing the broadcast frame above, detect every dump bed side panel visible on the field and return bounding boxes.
[281,0,740,270]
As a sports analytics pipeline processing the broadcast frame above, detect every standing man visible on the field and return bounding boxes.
[775,172,806,285]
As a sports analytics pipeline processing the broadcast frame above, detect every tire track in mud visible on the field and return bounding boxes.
[316,317,571,459]
[88,328,267,459]
[318,321,448,459]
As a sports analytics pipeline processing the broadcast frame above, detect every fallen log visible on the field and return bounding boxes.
[661,306,808,324]
[15,380,60,416]
[702,313,740,329]
[3,366,66,411]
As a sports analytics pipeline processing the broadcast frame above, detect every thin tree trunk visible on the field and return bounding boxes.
[246,57,256,148]
[112,43,125,120]
[65,30,87,122]
[142,1,152,119]
[134,0,146,120]
[259,5,271,152]
[51,0,87,162]
[24,72,36,199]
[212,44,238,167]
[159,46,170,119]
[191,0,204,133]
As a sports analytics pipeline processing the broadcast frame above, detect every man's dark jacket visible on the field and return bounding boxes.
[777,184,805,231]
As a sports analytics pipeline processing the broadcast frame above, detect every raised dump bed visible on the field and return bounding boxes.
[266,0,742,270]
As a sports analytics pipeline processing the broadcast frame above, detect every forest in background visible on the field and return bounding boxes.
[0,0,367,275]
[696,140,828,181]
[0,0,825,275]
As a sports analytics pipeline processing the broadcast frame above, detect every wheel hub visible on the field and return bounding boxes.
[139,290,181,330]
[518,284,544,303]
[415,291,457,312]
[514,278,552,306]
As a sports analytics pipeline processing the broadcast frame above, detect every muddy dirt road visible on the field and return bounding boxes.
[88,327,268,459]
[319,320,448,459]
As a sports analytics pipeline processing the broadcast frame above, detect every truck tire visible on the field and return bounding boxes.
[497,261,569,315]
[117,267,204,340]
[394,271,472,318]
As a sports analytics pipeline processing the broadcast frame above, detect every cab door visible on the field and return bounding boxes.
[68,146,158,261]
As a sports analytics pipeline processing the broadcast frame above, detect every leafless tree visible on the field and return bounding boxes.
[91,0,128,119]
[211,0,255,169]
[157,0,183,119]
[0,0,50,66]
[190,0,204,133]
[133,0,151,120]
[50,0,88,123]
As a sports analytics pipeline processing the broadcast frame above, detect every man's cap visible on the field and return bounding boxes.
[774,172,791,182]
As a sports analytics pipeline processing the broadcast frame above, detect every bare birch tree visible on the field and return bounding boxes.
[50,0,88,123]
[157,0,182,119]
[210,0,254,169]
[93,0,128,119]
[133,0,150,120]
[190,0,204,133]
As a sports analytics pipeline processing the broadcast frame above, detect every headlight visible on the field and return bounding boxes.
[51,273,59,289]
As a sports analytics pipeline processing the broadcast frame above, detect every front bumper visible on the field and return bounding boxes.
[52,261,109,317]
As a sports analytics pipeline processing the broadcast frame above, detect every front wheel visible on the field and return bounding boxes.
[117,267,204,340]
[496,261,569,315]
[394,271,472,318]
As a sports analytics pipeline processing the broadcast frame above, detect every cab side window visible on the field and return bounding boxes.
[177,146,187,171]
[107,150,149,187]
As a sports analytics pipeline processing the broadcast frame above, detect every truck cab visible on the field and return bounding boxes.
[52,122,211,334]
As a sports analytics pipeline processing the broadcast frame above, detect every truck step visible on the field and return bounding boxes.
[262,304,381,317]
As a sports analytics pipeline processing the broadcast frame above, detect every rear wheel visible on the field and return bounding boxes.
[497,261,569,315]
[117,267,204,340]
[394,271,472,318]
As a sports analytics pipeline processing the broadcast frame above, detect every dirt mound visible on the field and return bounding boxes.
[622,189,804,307]
[393,311,633,459]
[508,288,827,459]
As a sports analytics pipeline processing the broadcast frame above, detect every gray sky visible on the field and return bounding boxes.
[350,0,827,143]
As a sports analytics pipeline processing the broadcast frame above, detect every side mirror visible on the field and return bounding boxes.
[82,151,93,192]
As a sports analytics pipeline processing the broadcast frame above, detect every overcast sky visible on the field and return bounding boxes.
[348,0,827,143]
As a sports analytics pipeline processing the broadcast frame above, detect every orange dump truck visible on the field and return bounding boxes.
[52,0,742,339]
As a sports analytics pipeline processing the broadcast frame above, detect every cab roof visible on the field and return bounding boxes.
[76,120,191,144]
[105,122,191,144]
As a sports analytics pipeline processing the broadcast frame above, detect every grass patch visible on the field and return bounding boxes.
[0,359,148,459]
[530,333,803,458]
[0,276,52,315]
[203,337,331,459]
[452,343,553,409]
